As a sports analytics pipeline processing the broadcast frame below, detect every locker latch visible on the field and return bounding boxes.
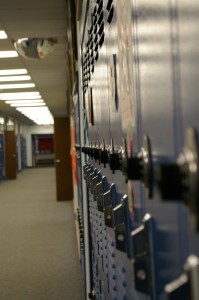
[86,166,93,188]
[113,195,130,253]
[104,183,116,228]
[88,288,96,299]
[96,176,107,211]
[108,138,120,173]
[131,214,156,298]
[83,163,90,180]
[93,141,100,161]
[157,127,199,231]
[99,139,108,167]
[90,143,94,159]
[82,146,89,155]
[92,171,99,196]
[89,168,97,194]
[164,255,199,300]
[119,136,153,198]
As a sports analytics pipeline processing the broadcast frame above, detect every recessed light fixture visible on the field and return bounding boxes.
[0,75,31,82]
[0,51,18,58]
[0,31,8,39]
[0,69,28,75]
[0,83,35,89]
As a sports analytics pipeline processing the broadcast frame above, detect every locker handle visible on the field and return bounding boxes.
[108,138,120,173]
[157,127,199,232]
[99,139,108,167]
[119,136,153,199]
[164,255,199,300]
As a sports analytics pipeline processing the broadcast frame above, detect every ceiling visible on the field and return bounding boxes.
[0,0,68,125]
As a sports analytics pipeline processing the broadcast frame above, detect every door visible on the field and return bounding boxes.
[4,131,16,179]
[54,117,73,201]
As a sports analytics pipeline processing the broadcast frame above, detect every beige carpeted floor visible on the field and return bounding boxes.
[0,167,84,300]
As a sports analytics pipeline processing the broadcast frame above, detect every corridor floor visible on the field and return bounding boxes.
[0,167,84,300]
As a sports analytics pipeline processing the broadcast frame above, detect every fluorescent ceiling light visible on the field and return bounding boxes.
[0,83,35,89]
[0,92,40,97]
[0,51,18,58]
[5,100,44,104]
[0,95,41,100]
[16,106,54,125]
[0,31,8,39]
[0,75,31,82]
[11,103,45,107]
[0,69,27,75]
[0,92,41,100]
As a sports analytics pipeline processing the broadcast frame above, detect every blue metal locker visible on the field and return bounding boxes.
[77,0,199,299]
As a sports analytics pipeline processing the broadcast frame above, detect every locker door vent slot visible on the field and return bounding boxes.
[97,0,103,14]
[98,10,104,25]
[107,5,114,24]
[99,32,105,47]
[98,21,104,36]
[107,0,113,11]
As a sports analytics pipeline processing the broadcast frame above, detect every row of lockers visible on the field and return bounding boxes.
[0,133,27,180]
[74,0,199,299]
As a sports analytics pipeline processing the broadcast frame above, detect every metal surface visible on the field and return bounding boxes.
[77,0,199,299]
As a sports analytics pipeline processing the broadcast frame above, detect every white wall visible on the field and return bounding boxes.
[24,125,54,167]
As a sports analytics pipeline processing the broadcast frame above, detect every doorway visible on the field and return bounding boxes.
[32,134,55,167]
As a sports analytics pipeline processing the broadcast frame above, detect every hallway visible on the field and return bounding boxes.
[0,167,84,300]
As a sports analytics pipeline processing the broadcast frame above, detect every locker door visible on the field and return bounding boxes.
[178,0,199,257]
[131,0,183,297]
